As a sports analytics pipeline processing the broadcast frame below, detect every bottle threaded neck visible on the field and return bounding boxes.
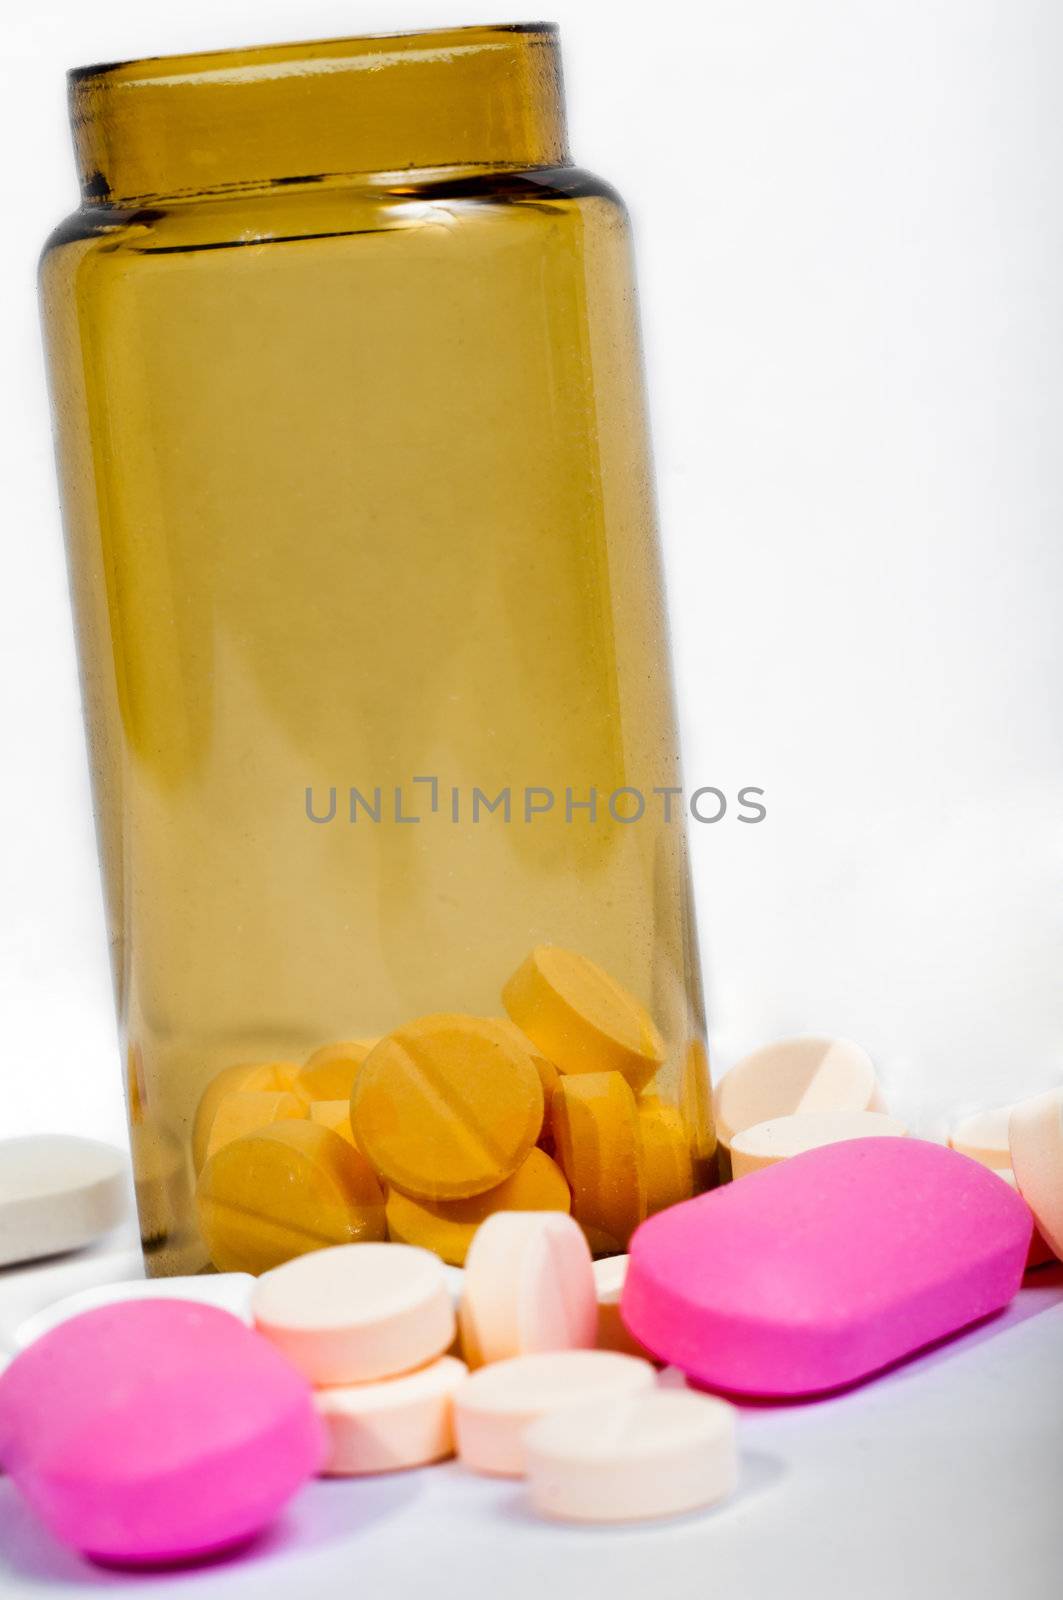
[69,23,569,205]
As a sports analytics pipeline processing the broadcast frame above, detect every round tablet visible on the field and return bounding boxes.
[351,1015,544,1201]
[454,1349,656,1477]
[15,1272,255,1349]
[308,1099,359,1147]
[458,1211,596,1367]
[205,1089,306,1162]
[637,1097,695,1214]
[0,1137,128,1268]
[315,1355,468,1475]
[552,1072,646,1252]
[524,1387,737,1523]
[0,1301,322,1564]
[294,1039,378,1105]
[253,1242,455,1384]
[730,1110,908,1178]
[991,1169,1056,1270]
[494,1021,561,1138]
[192,1061,298,1173]
[502,947,665,1092]
[1008,1089,1063,1260]
[713,1036,883,1149]
[196,1121,386,1275]
[443,1265,465,1305]
[386,1149,570,1267]
[949,1107,1012,1169]
[590,1254,654,1359]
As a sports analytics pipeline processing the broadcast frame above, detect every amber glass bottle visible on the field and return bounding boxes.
[40,24,714,1275]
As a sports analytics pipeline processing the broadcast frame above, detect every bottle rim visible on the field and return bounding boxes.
[68,21,559,86]
[67,22,568,204]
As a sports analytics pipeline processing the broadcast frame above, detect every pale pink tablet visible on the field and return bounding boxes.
[729,1110,907,1178]
[949,1106,1012,1169]
[524,1389,737,1523]
[591,1255,655,1360]
[454,1349,656,1476]
[315,1355,468,1475]
[622,1138,1032,1397]
[991,1169,1057,1270]
[459,1212,596,1368]
[0,1301,323,1564]
[1008,1089,1063,1261]
[253,1243,454,1385]
[713,1037,883,1150]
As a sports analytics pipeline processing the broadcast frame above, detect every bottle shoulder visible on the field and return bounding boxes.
[39,165,628,276]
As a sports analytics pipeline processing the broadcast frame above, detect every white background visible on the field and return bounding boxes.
[2,1,1062,1150]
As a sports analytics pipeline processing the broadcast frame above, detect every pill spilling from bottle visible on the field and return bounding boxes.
[1,1049,1058,1566]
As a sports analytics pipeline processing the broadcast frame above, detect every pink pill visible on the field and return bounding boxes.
[622,1138,1032,1397]
[0,1300,324,1565]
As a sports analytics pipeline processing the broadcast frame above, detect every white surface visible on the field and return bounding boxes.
[0,1224,143,1353]
[2,1,1062,1155]
[0,1246,1060,1596]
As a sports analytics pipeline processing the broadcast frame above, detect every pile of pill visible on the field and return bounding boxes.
[193,946,699,1274]
[0,1038,1059,1569]
[247,1218,737,1523]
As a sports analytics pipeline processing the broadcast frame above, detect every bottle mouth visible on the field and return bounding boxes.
[68,21,559,86]
[68,23,568,205]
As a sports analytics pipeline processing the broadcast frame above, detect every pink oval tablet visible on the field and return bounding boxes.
[621,1138,1032,1397]
[0,1300,324,1564]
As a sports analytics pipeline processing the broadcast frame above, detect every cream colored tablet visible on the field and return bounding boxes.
[949,1107,1012,1170]
[454,1349,656,1477]
[591,1254,653,1359]
[459,1212,596,1368]
[315,1355,468,1475]
[443,1265,465,1306]
[991,1169,1056,1270]
[15,1272,256,1349]
[0,1137,129,1267]
[524,1388,737,1522]
[730,1110,908,1179]
[1008,1089,1063,1261]
[253,1242,454,1385]
[713,1037,883,1149]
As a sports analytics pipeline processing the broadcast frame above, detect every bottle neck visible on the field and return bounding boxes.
[69,24,569,206]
